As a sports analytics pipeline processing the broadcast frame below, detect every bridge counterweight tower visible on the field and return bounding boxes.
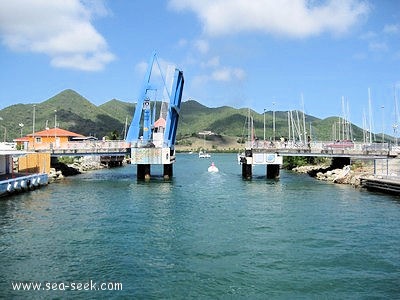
[126,52,184,180]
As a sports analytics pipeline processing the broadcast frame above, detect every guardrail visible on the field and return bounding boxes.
[244,141,398,157]
[30,140,131,155]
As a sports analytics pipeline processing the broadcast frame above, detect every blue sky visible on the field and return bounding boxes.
[1,0,399,133]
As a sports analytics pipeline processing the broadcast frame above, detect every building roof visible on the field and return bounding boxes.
[154,117,166,128]
[27,128,84,137]
[13,137,30,142]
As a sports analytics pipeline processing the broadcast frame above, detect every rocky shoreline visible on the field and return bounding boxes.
[292,163,374,187]
[48,156,107,183]
[48,155,375,188]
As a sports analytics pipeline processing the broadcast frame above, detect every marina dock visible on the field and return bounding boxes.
[360,177,400,195]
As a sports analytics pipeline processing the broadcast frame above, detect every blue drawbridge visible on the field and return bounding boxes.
[126,52,184,179]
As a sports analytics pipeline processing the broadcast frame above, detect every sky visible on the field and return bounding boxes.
[0,0,400,134]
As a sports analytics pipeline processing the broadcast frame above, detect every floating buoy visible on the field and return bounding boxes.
[7,183,13,193]
[208,162,219,173]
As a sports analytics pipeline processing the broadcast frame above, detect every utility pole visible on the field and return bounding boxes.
[263,108,266,141]
[272,102,276,141]
[32,105,36,149]
[54,109,57,146]
[381,105,385,143]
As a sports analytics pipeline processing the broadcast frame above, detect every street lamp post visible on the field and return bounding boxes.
[263,108,266,142]
[381,105,385,143]
[19,123,24,138]
[272,102,276,142]
[32,105,36,149]
[54,109,57,146]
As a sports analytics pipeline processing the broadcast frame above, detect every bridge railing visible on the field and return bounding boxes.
[245,140,308,150]
[245,140,397,156]
[373,157,400,179]
[30,140,131,153]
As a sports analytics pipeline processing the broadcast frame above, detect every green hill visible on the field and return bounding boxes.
[0,89,127,140]
[0,89,382,145]
[98,99,134,125]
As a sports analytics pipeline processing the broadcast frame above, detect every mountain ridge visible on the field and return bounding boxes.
[0,89,379,146]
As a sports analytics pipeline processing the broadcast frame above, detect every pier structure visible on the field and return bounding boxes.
[239,140,397,180]
[125,52,184,180]
[240,149,283,179]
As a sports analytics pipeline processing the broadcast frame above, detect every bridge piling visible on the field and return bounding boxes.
[242,162,252,179]
[266,164,280,179]
[240,149,282,179]
[163,164,173,180]
[241,149,253,179]
[137,164,151,181]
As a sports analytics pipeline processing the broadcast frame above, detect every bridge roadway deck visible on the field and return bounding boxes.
[248,141,399,159]
[30,140,130,157]
[254,148,396,159]
[29,140,399,159]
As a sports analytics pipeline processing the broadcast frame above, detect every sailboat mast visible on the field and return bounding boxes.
[296,110,302,143]
[290,110,296,143]
[287,111,291,143]
[394,84,399,145]
[362,108,367,144]
[368,88,373,143]
[301,94,306,143]
[346,98,352,140]
[341,96,345,140]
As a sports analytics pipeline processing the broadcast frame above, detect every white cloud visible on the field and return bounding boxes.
[0,0,114,71]
[212,68,231,81]
[201,56,220,68]
[135,56,177,83]
[135,61,148,76]
[169,0,369,38]
[368,41,388,52]
[212,67,246,82]
[359,30,377,40]
[383,24,400,35]
[194,39,209,54]
[232,68,246,80]
[178,38,188,47]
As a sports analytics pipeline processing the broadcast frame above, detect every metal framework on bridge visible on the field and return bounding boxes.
[125,52,184,180]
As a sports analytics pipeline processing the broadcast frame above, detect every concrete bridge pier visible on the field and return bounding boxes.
[266,164,280,179]
[137,164,151,180]
[241,150,282,179]
[241,149,253,179]
[163,164,173,180]
[242,162,252,179]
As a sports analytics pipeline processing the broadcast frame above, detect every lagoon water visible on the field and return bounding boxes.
[1,153,400,298]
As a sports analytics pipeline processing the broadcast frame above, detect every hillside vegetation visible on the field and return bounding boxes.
[0,89,374,149]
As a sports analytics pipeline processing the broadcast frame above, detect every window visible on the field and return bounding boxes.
[35,137,42,143]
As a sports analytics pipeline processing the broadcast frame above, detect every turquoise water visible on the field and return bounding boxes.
[1,153,400,299]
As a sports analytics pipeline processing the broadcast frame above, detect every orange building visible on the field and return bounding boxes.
[14,128,84,150]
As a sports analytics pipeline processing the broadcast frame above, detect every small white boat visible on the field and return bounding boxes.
[199,150,211,158]
[208,162,219,173]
